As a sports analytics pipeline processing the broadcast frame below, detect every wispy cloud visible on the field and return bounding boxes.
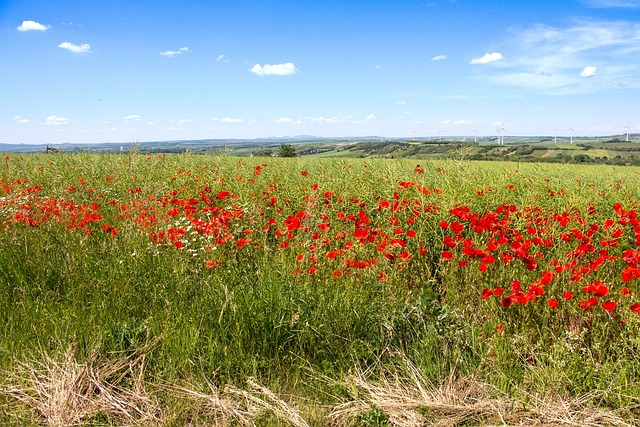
[276,117,302,124]
[306,116,349,124]
[250,63,297,76]
[432,55,447,61]
[17,20,50,31]
[12,116,30,124]
[43,115,70,125]
[470,52,503,64]
[216,54,230,63]
[122,114,142,122]
[212,117,245,123]
[58,42,91,54]
[177,118,195,124]
[441,119,471,126]
[275,115,358,125]
[160,47,191,57]
[582,0,640,8]
[472,20,640,94]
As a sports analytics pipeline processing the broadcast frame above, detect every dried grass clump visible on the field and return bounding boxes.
[327,357,639,427]
[516,389,640,427]
[2,343,161,426]
[174,377,310,427]
[329,360,504,427]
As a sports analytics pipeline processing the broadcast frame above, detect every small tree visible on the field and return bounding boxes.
[277,143,297,157]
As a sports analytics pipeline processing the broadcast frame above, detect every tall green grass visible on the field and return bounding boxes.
[1,153,640,424]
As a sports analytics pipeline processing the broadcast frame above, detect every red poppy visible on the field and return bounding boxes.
[548,299,559,308]
[501,296,514,307]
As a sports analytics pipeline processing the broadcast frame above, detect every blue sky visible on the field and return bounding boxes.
[2,0,639,144]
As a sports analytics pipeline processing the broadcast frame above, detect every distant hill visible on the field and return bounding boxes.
[2,135,639,165]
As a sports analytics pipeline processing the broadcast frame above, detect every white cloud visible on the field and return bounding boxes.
[160,47,191,57]
[442,119,471,126]
[304,116,350,124]
[212,117,245,123]
[470,52,503,64]
[432,55,447,61]
[365,114,376,122]
[43,115,70,125]
[58,42,91,54]
[216,54,229,63]
[276,117,304,125]
[17,20,50,32]
[580,66,598,77]
[373,65,382,70]
[12,116,30,124]
[250,62,297,76]
[177,118,195,124]
[123,114,142,122]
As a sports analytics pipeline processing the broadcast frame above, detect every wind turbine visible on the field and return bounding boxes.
[496,125,505,145]
[625,124,631,142]
[568,124,575,144]
[472,127,481,143]
[437,129,443,142]
[553,127,557,144]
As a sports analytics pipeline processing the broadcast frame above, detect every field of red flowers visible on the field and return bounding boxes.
[2,153,640,424]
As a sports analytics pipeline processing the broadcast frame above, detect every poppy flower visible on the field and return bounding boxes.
[602,301,616,312]
[548,299,559,308]
[501,296,514,307]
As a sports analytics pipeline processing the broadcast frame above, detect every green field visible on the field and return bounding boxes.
[2,153,640,426]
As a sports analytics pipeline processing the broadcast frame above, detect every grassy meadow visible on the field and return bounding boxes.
[2,152,640,426]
